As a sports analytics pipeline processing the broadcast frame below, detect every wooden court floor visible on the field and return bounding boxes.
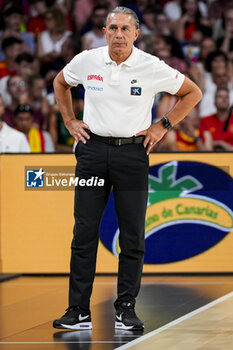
[0,275,233,350]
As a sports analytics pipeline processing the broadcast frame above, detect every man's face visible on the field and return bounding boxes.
[0,97,5,119]
[143,12,155,30]
[4,13,22,31]
[7,76,27,100]
[225,9,233,35]
[152,35,167,54]
[155,14,169,33]
[200,39,216,59]
[211,56,226,71]
[215,90,229,111]
[103,13,140,57]
[184,0,197,15]
[5,42,23,60]
[92,9,107,29]
[32,79,45,99]
[157,48,171,65]
[213,68,229,89]
[34,0,47,15]
[18,60,34,76]
[15,112,33,134]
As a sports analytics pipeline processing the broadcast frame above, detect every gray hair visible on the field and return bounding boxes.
[104,6,140,29]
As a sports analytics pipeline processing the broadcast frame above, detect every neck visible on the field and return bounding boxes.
[109,48,132,65]
[9,99,19,111]
[0,120,3,130]
[217,110,228,121]
[50,30,63,37]
[93,27,104,37]
[6,58,16,71]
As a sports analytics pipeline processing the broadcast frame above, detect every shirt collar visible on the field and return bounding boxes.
[103,45,138,67]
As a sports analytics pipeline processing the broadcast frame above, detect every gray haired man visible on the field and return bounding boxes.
[53,7,202,330]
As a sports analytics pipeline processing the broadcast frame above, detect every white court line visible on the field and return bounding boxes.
[9,281,233,287]
[0,341,124,344]
[95,281,233,285]
[115,291,233,350]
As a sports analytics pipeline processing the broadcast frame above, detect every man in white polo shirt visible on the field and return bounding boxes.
[53,7,202,331]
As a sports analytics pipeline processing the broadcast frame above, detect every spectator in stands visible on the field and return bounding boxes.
[0,36,25,78]
[0,3,35,61]
[73,0,118,33]
[40,61,60,106]
[154,11,172,36]
[14,104,54,152]
[188,37,216,92]
[60,34,82,64]
[0,95,30,153]
[205,50,229,74]
[26,74,49,130]
[217,8,233,61]
[2,74,27,127]
[160,108,205,151]
[152,34,167,55]
[200,88,233,151]
[27,0,47,36]
[16,52,40,77]
[54,0,72,17]
[0,52,40,107]
[81,3,108,50]
[174,0,208,42]
[153,34,187,61]
[154,35,188,73]
[136,34,154,54]
[49,104,75,152]
[2,74,46,130]
[156,92,178,120]
[140,5,157,34]
[199,50,233,117]
[208,0,233,24]
[37,7,71,63]
[156,47,188,73]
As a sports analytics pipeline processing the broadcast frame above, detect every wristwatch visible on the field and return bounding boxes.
[161,116,172,130]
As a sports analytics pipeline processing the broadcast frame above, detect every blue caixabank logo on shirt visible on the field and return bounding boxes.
[131,87,142,96]
[26,168,44,188]
[100,161,233,263]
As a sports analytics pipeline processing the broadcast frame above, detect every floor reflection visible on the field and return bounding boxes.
[53,330,92,350]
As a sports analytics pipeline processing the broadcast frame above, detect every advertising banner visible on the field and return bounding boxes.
[0,153,233,273]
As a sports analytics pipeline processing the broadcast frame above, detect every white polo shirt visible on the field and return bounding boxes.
[63,46,185,137]
[0,122,31,153]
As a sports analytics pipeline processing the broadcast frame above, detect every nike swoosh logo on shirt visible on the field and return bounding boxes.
[79,314,89,321]
[116,314,122,321]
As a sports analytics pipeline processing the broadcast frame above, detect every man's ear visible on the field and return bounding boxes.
[135,28,141,41]
[102,27,106,36]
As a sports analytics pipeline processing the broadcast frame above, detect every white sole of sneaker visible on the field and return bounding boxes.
[60,322,92,330]
[115,321,135,330]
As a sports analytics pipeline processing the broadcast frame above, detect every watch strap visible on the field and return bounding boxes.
[161,116,172,130]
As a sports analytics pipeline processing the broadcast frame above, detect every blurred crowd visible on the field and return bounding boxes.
[0,0,233,153]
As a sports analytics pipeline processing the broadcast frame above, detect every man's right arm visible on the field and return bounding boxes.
[53,71,90,143]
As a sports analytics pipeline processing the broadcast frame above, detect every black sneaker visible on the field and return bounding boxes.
[115,302,144,330]
[53,306,92,330]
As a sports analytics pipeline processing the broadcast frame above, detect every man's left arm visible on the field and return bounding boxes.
[137,76,202,154]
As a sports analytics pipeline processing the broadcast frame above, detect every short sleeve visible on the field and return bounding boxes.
[63,50,88,87]
[153,59,185,95]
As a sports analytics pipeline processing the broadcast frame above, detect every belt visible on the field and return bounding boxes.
[88,131,145,146]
